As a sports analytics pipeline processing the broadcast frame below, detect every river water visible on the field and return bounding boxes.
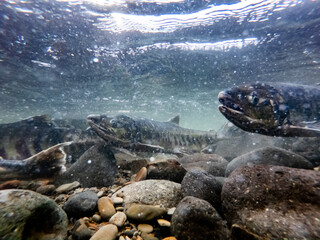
[0,0,319,130]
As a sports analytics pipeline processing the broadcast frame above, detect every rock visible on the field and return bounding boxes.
[225,146,313,176]
[36,184,56,195]
[222,165,320,239]
[0,180,21,189]
[126,203,167,221]
[291,137,320,166]
[89,224,118,240]
[178,153,228,176]
[63,191,98,218]
[72,218,94,240]
[112,197,124,205]
[56,181,81,194]
[181,169,223,214]
[146,159,187,183]
[171,196,230,240]
[0,189,68,240]
[138,224,153,233]
[135,167,148,181]
[55,143,117,188]
[112,180,182,209]
[98,197,116,220]
[109,212,127,227]
[92,214,101,223]
[157,219,170,227]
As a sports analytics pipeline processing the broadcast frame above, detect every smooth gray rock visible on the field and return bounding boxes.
[181,169,223,214]
[222,165,320,239]
[225,146,313,176]
[112,180,182,209]
[178,153,228,176]
[55,142,117,187]
[171,196,230,240]
[63,191,98,218]
[0,189,68,240]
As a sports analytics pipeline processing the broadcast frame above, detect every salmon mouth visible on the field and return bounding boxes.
[218,91,243,114]
[87,114,115,136]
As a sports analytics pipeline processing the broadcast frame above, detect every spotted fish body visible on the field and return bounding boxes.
[0,142,69,181]
[0,115,97,160]
[88,114,218,153]
[218,82,320,137]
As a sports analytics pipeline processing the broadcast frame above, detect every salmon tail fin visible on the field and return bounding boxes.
[24,142,72,178]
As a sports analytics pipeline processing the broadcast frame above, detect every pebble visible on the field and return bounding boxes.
[98,197,116,220]
[63,190,98,218]
[36,184,56,195]
[89,224,118,240]
[135,167,148,181]
[140,232,158,240]
[157,219,171,227]
[92,214,101,223]
[109,212,127,227]
[116,206,124,211]
[138,223,153,233]
[97,191,104,197]
[167,207,175,215]
[126,203,167,221]
[72,218,94,240]
[112,180,182,209]
[56,181,81,194]
[162,237,177,240]
[113,197,124,204]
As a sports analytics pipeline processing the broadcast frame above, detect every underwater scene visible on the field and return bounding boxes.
[0,0,320,239]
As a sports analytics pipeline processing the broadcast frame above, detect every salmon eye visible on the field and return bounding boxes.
[248,92,259,105]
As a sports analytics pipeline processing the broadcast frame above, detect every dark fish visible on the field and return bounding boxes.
[0,115,97,160]
[0,142,70,181]
[88,114,218,153]
[218,82,320,137]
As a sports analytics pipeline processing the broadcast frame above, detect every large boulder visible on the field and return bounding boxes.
[222,165,320,239]
[171,196,230,240]
[225,146,313,176]
[55,142,117,187]
[0,189,68,240]
[181,169,223,214]
[112,180,182,209]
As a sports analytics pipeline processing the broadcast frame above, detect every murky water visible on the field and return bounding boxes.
[1,0,320,130]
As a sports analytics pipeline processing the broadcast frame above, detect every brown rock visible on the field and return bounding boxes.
[126,203,167,221]
[89,224,118,240]
[222,165,320,239]
[109,212,127,227]
[98,197,116,220]
[146,159,187,183]
[135,167,147,181]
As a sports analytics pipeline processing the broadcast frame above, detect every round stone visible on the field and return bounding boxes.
[109,212,127,227]
[113,197,124,205]
[126,203,167,221]
[92,214,101,223]
[98,197,116,220]
[157,219,171,227]
[138,224,154,233]
[90,224,118,240]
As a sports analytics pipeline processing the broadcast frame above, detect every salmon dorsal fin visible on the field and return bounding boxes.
[168,115,180,125]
